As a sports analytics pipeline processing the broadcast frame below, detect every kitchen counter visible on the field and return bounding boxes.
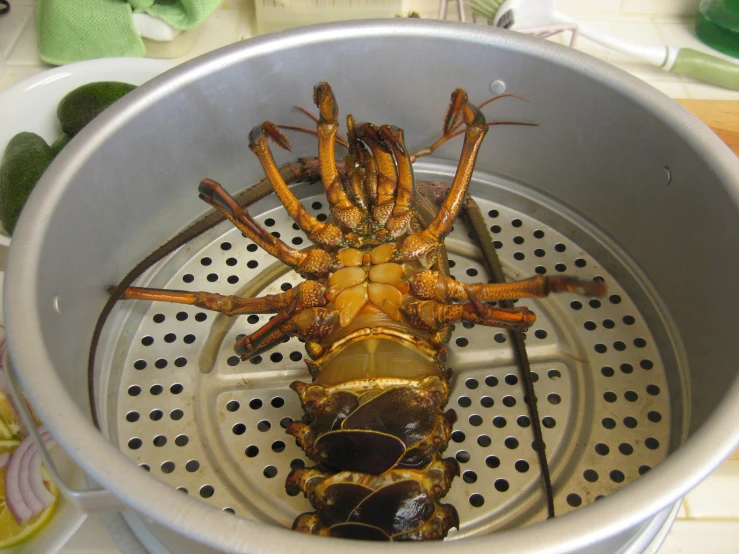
[1,2,738,553]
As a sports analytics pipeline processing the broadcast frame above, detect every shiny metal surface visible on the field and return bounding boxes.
[5,19,739,554]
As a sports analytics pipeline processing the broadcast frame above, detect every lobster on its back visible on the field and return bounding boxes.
[120,83,605,541]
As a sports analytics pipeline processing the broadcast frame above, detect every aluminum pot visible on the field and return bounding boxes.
[5,19,739,554]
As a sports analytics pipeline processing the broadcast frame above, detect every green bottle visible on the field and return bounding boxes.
[697,0,739,58]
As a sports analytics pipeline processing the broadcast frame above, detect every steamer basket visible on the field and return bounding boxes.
[5,20,739,554]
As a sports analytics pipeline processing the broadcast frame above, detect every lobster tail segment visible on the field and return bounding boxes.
[287,377,460,540]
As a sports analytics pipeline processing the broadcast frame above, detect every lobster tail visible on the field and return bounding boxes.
[287,378,460,540]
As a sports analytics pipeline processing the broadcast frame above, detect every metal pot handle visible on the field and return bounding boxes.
[4,354,126,513]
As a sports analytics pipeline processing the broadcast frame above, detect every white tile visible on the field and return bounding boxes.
[684,82,739,100]
[682,460,739,519]
[606,19,664,63]
[646,80,689,98]
[660,520,739,554]
[558,0,623,16]
[570,18,617,61]
[621,0,700,17]
[0,5,33,60]
[5,6,40,65]
[168,8,250,64]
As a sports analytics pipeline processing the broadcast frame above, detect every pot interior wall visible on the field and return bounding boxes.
[9,21,739,550]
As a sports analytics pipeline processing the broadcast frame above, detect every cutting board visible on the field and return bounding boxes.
[679,99,739,157]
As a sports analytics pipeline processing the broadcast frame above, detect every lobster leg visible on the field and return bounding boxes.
[248,123,345,249]
[236,306,338,359]
[198,179,332,276]
[379,125,415,237]
[356,123,397,226]
[403,298,536,332]
[397,90,488,266]
[118,280,327,316]
[314,83,362,230]
[409,272,607,302]
[343,115,370,210]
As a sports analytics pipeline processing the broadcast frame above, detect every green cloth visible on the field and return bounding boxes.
[36,0,221,66]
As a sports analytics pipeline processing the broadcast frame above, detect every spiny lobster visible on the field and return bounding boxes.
[116,83,605,541]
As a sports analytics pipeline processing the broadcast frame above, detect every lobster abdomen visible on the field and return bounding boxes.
[287,337,460,541]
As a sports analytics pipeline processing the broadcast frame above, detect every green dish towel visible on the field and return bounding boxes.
[37,0,222,65]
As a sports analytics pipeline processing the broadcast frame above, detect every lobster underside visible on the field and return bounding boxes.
[119,83,605,540]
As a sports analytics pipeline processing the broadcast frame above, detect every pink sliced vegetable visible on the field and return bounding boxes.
[5,429,55,524]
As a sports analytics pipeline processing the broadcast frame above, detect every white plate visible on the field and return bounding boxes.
[0,58,173,246]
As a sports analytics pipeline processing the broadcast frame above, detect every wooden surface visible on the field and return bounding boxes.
[679,100,739,157]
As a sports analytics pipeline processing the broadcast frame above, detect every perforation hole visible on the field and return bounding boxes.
[514,460,529,473]
[257,420,271,432]
[493,416,507,428]
[469,494,485,507]
[245,446,259,458]
[457,396,472,408]
[567,493,582,507]
[477,435,492,447]
[199,485,214,498]
[486,456,500,468]
[455,451,470,463]
[485,376,498,387]
[480,396,494,408]
[494,479,509,492]
[451,431,466,443]
[263,466,278,478]
[463,471,478,483]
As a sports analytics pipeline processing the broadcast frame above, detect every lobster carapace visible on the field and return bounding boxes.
[119,82,605,541]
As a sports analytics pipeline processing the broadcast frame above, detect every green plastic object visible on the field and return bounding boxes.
[696,0,739,58]
[671,47,739,90]
[57,82,136,137]
[0,133,54,234]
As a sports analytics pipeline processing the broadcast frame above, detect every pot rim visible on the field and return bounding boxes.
[6,19,739,554]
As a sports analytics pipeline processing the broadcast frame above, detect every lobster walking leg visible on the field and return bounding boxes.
[198,179,332,276]
[356,123,397,226]
[236,306,338,359]
[403,298,536,332]
[248,123,345,249]
[380,126,416,237]
[119,280,327,316]
[397,91,488,266]
[409,272,607,301]
[313,83,363,230]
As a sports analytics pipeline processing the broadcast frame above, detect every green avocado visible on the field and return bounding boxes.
[57,81,136,136]
[50,134,72,157]
[0,132,54,234]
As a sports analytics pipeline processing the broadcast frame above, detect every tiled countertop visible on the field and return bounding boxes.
[1,2,738,553]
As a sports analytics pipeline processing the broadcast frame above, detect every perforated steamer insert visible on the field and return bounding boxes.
[101,161,685,538]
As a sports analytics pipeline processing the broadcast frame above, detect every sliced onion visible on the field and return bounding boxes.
[6,429,54,524]
[28,447,55,507]
[17,442,42,514]
[6,435,35,523]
